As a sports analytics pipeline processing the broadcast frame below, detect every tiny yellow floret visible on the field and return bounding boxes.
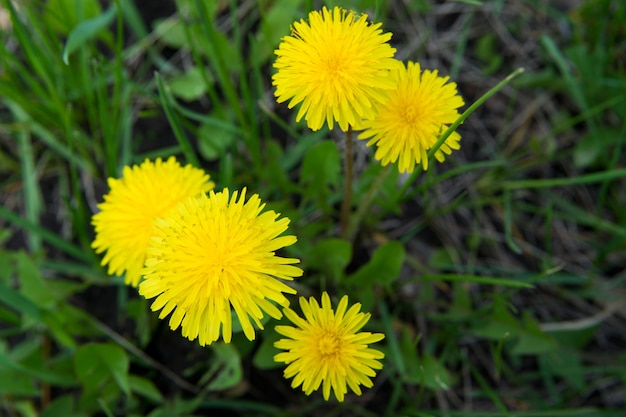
[91,157,213,287]
[273,6,398,132]
[139,188,303,346]
[359,60,465,173]
[274,292,385,402]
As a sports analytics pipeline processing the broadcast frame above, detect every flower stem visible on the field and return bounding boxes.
[340,127,354,237]
[346,164,391,241]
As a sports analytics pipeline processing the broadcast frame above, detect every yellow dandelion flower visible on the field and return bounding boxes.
[139,188,303,346]
[359,60,465,173]
[272,6,398,132]
[92,157,213,287]
[274,292,385,402]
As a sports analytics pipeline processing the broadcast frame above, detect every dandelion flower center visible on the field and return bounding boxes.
[400,106,422,126]
[318,332,341,357]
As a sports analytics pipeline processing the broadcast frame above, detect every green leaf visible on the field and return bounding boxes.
[472,297,518,341]
[41,395,75,417]
[300,140,341,188]
[307,238,352,281]
[253,0,303,64]
[574,128,623,168]
[0,282,42,323]
[43,310,77,349]
[348,241,405,287]
[402,331,453,391]
[0,367,38,396]
[62,5,117,64]
[252,329,283,370]
[0,348,75,386]
[74,343,130,396]
[168,67,211,101]
[511,311,557,355]
[44,0,102,35]
[0,247,14,284]
[472,297,557,355]
[540,349,585,391]
[129,375,162,403]
[418,354,453,391]
[201,343,242,391]
[197,117,235,161]
[153,17,187,49]
[17,252,55,310]
[146,397,203,417]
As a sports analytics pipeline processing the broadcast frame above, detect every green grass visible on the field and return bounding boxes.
[1,0,625,416]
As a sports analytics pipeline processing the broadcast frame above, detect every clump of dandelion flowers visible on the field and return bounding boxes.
[139,188,303,346]
[359,60,465,173]
[274,292,385,402]
[91,157,213,287]
[272,6,398,132]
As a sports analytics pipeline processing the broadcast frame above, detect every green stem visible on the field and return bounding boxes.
[398,67,526,199]
[346,165,391,241]
[340,127,354,237]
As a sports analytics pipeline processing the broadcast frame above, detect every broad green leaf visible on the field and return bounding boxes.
[471,297,518,341]
[169,67,211,101]
[74,343,130,396]
[307,238,352,281]
[574,128,623,168]
[17,252,54,310]
[300,140,341,188]
[0,348,75,386]
[476,33,503,75]
[0,367,38,395]
[262,140,294,194]
[129,375,162,403]
[196,27,243,74]
[539,349,585,391]
[0,248,13,284]
[41,395,75,417]
[153,17,186,48]
[201,343,242,391]
[511,312,557,355]
[348,241,405,287]
[146,397,203,417]
[12,401,37,417]
[252,329,283,370]
[197,117,235,161]
[418,354,454,391]
[401,327,453,390]
[472,297,557,355]
[253,0,303,64]
[43,310,77,349]
[62,5,117,64]
[0,282,42,323]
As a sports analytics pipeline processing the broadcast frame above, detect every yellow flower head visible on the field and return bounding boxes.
[272,6,398,132]
[274,292,385,402]
[139,188,303,346]
[91,157,213,287]
[359,60,465,173]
